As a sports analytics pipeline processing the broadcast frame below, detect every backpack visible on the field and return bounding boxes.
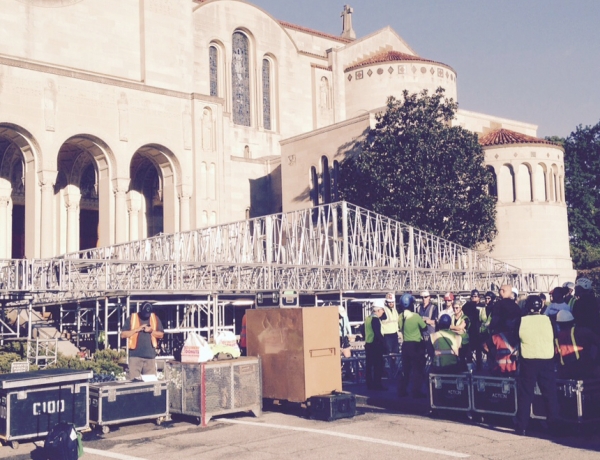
[44,422,81,460]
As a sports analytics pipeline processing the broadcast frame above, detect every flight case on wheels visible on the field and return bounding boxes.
[471,374,518,417]
[531,379,600,423]
[429,373,471,411]
[0,369,91,449]
[89,380,170,434]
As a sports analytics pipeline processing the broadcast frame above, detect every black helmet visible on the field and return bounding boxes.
[484,291,496,300]
[438,314,452,330]
[525,295,543,313]
[139,302,153,320]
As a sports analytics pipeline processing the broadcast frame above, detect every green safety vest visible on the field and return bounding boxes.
[364,316,375,344]
[452,314,470,345]
[431,330,460,368]
[479,307,492,334]
[381,306,399,335]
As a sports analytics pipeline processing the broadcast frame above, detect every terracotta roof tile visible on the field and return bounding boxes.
[479,129,558,147]
[345,50,449,72]
[279,20,353,44]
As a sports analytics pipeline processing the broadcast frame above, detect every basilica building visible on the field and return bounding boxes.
[0,0,574,281]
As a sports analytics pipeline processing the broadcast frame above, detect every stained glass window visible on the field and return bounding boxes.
[232,32,250,126]
[209,46,218,97]
[262,59,271,130]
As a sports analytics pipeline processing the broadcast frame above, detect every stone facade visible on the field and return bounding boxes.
[0,0,575,282]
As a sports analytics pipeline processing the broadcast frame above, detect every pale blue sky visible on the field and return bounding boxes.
[250,0,600,138]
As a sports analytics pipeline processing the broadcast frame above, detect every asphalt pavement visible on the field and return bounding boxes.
[2,380,599,460]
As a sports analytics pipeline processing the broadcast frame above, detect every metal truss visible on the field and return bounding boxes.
[0,202,558,302]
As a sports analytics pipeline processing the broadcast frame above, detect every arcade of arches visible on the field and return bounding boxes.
[0,126,181,259]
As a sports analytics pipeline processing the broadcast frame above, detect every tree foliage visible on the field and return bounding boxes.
[562,121,600,269]
[339,88,497,248]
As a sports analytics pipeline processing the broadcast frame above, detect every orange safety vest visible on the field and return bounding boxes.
[129,313,159,350]
[555,327,581,366]
[492,333,518,373]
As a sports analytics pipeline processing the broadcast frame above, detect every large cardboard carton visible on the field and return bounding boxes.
[247,307,341,402]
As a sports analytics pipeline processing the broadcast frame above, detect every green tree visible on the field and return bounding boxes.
[562,121,600,269]
[340,88,496,248]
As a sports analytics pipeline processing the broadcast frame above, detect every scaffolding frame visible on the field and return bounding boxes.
[0,201,560,354]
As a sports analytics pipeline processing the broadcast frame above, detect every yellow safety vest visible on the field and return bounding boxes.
[381,306,399,334]
[431,330,460,368]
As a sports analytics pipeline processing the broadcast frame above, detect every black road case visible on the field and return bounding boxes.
[472,374,517,417]
[531,379,600,423]
[308,392,356,421]
[429,373,471,411]
[89,381,170,434]
[0,369,91,449]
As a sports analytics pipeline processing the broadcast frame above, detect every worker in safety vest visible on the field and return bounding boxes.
[381,292,400,354]
[450,300,471,368]
[121,302,164,379]
[397,294,427,397]
[515,295,558,437]
[555,310,600,379]
[364,300,387,390]
[429,314,462,373]
[491,330,518,375]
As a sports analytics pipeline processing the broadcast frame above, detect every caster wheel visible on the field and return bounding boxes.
[156,417,163,426]
[10,441,19,450]
[101,425,110,435]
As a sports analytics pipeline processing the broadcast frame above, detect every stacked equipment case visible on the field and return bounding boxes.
[531,379,600,423]
[89,380,170,434]
[0,369,92,449]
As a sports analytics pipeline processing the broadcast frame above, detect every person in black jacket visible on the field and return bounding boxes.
[462,289,482,369]
[489,284,522,339]
[365,301,387,391]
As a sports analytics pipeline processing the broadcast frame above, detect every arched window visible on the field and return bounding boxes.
[321,156,331,204]
[499,164,515,203]
[534,164,547,201]
[262,58,272,130]
[310,166,319,207]
[331,160,340,202]
[232,31,250,126]
[209,45,219,97]
[486,166,497,199]
[516,164,532,202]
[551,164,559,202]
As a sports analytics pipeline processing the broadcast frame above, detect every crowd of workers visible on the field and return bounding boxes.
[347,278,600,436]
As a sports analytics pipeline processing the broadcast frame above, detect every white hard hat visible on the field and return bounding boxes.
[420,290,430,297]
[385,292,395,303]
[511,287,519,296]
[371,299,385,310]
[576,278,593,291]
[556,310,575,323]
[563,281,575,290]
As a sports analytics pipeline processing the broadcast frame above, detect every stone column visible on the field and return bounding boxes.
[113,178,130,244]
[0,195,10,258]
[127,191,142,241]
[39,171,57,258]
[64,190,81,253]
[512,165,520,203]
[178,184,192,233]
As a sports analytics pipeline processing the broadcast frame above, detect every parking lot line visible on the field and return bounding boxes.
[216,418,470,458]
[84,447,148,460]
